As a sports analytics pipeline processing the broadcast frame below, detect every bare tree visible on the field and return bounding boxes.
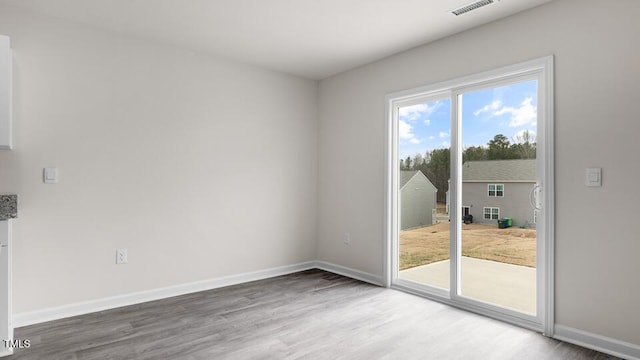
[413,153,424,169]
[512,130,536,159]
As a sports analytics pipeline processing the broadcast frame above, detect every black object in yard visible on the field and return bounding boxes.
[463,214,473,224]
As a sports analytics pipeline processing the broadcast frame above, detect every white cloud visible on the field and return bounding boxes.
[424,119,431,126]
[399,102,440,122]
[439,131,449,138]
[441,141,450,147]
[428,136,435,140]
[495,97,537,127]
[474,98,537,128]
[473,100,502,116]
[399,120,420,144]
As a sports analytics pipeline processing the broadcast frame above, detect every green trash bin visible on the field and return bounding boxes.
[504,217,512,227]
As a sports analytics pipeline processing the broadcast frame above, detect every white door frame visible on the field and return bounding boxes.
[384,56,554,335]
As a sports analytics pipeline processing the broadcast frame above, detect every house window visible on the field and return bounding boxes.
[483,207,500,220]
[488,184,504,197]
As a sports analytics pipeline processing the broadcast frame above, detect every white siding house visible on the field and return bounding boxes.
[400,170,438,230]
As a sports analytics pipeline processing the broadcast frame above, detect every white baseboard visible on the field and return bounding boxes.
[554,324,640,360]
[0,348,12,358]
[13,261,381,328]
[314,261,383,286]
[14,261,316,327]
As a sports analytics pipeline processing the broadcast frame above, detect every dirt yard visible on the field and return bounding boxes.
[400,222,536,270]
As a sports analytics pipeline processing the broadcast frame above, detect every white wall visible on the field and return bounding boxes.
[0,5,318,313]
[318,0,640,347]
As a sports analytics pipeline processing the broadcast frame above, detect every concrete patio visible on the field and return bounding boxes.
[399,256,536,315]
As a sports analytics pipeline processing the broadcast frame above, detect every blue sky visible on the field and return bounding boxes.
[399,80,537,160]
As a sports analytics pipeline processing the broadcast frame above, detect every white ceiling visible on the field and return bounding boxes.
[0,0,553,79]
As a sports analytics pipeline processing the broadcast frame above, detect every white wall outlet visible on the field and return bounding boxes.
[116,248,128,264]
[343,232,351,245]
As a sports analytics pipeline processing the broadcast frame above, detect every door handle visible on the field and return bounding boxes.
[530,184,542,210]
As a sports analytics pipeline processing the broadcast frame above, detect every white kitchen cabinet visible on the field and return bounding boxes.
[0,220,11,357]
[0,36,12,150]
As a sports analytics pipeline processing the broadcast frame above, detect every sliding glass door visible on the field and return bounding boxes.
[457,79,538,316]
[387,57,553,333]
[395,97,451,292]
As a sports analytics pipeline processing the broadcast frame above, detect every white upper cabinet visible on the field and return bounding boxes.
[0,36,12,150]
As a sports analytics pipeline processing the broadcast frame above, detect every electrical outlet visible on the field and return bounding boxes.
[343,233,351,245]
[116,249,128,264]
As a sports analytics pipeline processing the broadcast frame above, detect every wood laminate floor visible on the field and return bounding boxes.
[11,270,619,359]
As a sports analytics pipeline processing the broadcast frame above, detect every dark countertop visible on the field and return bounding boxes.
[0,195,17,220]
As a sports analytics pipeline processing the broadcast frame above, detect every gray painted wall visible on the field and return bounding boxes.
[462,182,535,227]
[317,0,640,347]
[0,6,318,314]
[400,174,437,230]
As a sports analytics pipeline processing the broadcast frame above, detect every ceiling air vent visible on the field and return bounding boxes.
[451,0,495,16]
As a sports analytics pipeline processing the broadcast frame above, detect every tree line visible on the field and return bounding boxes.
[401,131,535,202]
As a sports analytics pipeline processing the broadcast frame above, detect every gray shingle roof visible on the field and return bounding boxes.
[462,159,536,182]
[400,170,437,191]
[400,170,419,188]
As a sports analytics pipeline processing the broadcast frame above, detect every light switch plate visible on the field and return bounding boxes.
[586,168,601,187]
[43,167,58,184]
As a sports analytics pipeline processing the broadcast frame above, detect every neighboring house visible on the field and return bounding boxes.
[458,159,537,227]
[400,170,438,230]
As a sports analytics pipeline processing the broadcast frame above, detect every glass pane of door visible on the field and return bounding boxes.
[459,79,538,315]
[397,98,451,290]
